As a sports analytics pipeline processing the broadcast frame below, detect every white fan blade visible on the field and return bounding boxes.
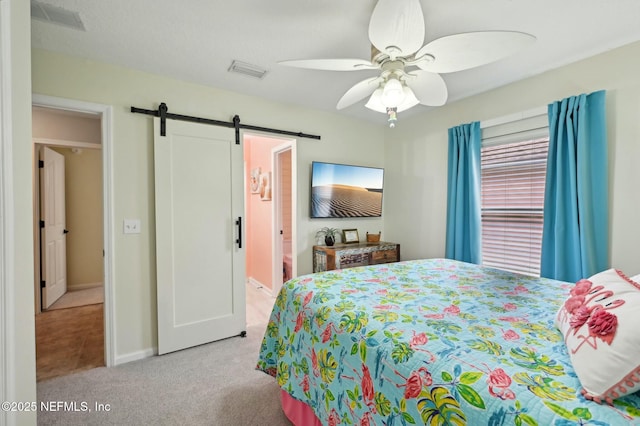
[414,31,536,74]
[365,86,420,113]
[369,0,425,58]
[405,71,448,106]
[279,58,377,71]
[337,76,383,110]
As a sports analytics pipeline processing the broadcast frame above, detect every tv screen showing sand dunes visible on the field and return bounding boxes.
[311,161,384,218]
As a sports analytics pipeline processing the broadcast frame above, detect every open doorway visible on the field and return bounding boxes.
[271,141,297,296]
[31,95,114,379]
[243,134,296,327]
[33,106,103,380]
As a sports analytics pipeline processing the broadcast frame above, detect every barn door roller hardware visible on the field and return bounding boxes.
[130,102,321,144]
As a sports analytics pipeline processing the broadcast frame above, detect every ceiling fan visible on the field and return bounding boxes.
[280,0,535,127]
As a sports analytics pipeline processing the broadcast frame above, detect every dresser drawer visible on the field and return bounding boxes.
[339,253,368,268]
[313,242,400,272]
[371,249,398,264]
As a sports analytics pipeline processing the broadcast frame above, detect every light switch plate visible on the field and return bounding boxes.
[123,219,141,234]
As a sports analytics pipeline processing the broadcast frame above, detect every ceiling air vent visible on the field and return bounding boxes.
[31,1,86,31]
[228,60,268,79]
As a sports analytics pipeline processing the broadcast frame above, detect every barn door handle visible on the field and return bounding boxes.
[235,217,242,248]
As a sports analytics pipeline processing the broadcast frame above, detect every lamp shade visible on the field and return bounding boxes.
[366,86,419,113]
[381,78,405,108]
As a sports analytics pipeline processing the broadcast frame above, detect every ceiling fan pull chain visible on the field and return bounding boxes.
[387,107,398,128]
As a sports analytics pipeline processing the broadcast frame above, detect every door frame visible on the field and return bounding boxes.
[31,94,115,367]
[0,0,13,417]
[271,140,297,296]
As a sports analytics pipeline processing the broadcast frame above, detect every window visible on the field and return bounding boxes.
[480,111,549,276]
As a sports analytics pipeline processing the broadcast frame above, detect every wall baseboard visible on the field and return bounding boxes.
[68,281,103,291]
[247,277,264,289]
[247,277,274,296]
[114,347,156,365]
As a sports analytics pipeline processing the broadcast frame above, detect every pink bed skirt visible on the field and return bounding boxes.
[280,390,322,426]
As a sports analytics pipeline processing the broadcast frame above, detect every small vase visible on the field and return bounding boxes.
[325,235,335,246]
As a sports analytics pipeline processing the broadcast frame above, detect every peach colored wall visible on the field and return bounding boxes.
[245,136,282,290]
[32,107,101,144]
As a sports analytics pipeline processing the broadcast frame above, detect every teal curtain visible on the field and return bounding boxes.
[445,121,482,264]
[541,90,608,282]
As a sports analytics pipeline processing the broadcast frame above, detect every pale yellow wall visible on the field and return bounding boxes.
[384,40,640,276]
[53,147,103,287]
[7,0,37,423]
[31,48,385,358]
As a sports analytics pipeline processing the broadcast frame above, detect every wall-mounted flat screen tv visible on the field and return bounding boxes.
[310,161,384,218]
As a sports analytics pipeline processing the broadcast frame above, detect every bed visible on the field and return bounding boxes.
[257,258,640,425]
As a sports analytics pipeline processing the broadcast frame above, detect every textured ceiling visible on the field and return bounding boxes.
[31,0,640,126]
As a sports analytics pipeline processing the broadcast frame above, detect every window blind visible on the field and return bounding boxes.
[481,112,549,146]
[481,137,549,276]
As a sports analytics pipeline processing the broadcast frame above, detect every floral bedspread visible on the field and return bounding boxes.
[257,258,640,425]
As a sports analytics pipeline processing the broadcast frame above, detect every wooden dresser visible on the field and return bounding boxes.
[312,242,400,272]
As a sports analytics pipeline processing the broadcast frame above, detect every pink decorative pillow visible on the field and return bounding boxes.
[555,268,640,404]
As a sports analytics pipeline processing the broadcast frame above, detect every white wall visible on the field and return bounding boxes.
[1,0,37,425]
[31,48,386,360]
[384,40,640,276]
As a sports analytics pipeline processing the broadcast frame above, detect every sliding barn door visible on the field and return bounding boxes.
[154,118,245,355]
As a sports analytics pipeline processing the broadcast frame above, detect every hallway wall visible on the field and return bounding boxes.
[244,136,282,291]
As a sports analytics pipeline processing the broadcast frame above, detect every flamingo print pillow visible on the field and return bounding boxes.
[555,268,640,403]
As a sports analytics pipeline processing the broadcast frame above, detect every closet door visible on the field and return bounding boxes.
[40,146,68,309]
[154,118,245,355]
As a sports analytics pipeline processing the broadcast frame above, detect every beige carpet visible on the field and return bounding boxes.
[47,286,104,311]
[37,323,291,426]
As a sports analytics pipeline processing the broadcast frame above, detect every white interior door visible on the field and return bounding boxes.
[155,118,246,355]
[40,146,67,309]
[271,142,295,296]
[273,149,283,293]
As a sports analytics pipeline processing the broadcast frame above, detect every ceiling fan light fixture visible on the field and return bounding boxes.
[381,77,406,108]
[400,86,419,110]
[366,85,419,114]
[365,88,386,113]
[366,84,420,128]
[280,0,535,128]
